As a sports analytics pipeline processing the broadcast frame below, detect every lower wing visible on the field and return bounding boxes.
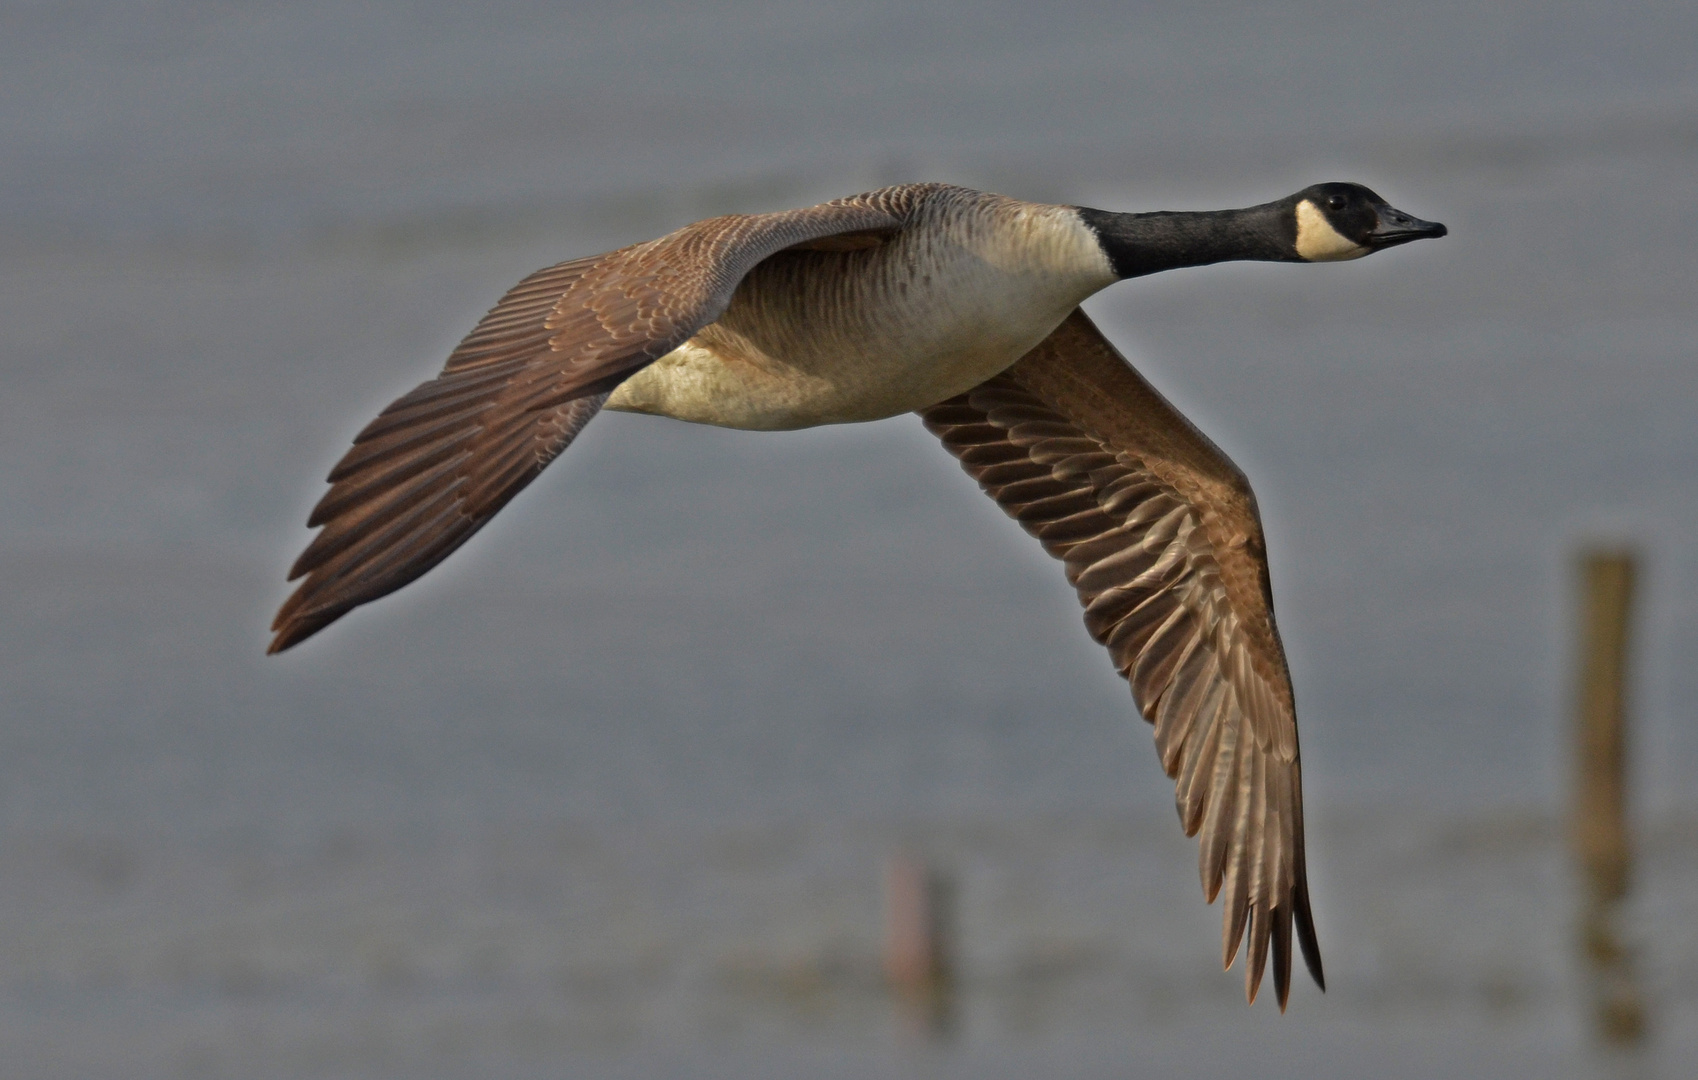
[918,309,1322,1008]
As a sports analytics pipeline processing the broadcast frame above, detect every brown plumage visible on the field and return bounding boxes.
[271,191,907,651]
[274,180,1447,1008]
[919,310,1321,1005]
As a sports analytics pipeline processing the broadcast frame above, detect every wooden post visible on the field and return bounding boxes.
[883,853,955,1036]
[1571,550,1646,1047]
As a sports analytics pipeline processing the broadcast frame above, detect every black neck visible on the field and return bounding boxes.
[1074,202,1298,279]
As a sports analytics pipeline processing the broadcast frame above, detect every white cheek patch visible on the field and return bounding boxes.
[1294,199,1370,262]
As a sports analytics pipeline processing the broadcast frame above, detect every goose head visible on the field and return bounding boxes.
[1076,183,1446,279]
[1286,182,1447,262]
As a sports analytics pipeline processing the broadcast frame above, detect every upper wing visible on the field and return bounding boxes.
[270,194,907,652]
[918,309,1322,1009]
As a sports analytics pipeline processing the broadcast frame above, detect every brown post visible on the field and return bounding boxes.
[1571,549,1645,1046]
[883,853,955,1036]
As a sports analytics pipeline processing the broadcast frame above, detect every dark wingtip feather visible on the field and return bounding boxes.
[267,604,347,654]
[1272,904,1293,1010]
[1294,885,1326,991]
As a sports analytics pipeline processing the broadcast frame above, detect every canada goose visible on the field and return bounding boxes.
[270,182,1445,1008]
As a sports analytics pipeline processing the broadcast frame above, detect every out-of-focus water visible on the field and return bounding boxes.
[3,2,1696,1076]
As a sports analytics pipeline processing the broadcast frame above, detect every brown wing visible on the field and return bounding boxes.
[270,193,909,652]
[919,309,1323,1009]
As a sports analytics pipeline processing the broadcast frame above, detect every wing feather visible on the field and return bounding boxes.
[271,191,910,651]
[918,308,1323,1008]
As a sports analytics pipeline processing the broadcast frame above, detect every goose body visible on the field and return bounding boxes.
[606,190,1115,428]
[271,181,1445,1009]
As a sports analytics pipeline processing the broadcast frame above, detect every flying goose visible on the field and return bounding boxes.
[270,182,1445,1008]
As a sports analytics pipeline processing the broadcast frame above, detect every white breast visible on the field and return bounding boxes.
[605,198,1116,430]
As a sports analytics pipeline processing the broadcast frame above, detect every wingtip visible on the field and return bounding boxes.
[1294,887,1326,991]
[267,606,342,655]
[1244,914,1270,1005]
[267,602,300,654]
[265,628,303,655]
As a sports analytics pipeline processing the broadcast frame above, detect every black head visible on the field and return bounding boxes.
[1288,182,1447,262]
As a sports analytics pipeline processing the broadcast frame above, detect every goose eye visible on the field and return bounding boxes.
[1326,194,1348,211]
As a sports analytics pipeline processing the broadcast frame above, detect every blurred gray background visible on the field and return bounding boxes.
[2,1,1696,1076]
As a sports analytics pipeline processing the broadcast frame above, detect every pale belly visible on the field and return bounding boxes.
[604,310,1072,430]
[604,217,1115,431]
